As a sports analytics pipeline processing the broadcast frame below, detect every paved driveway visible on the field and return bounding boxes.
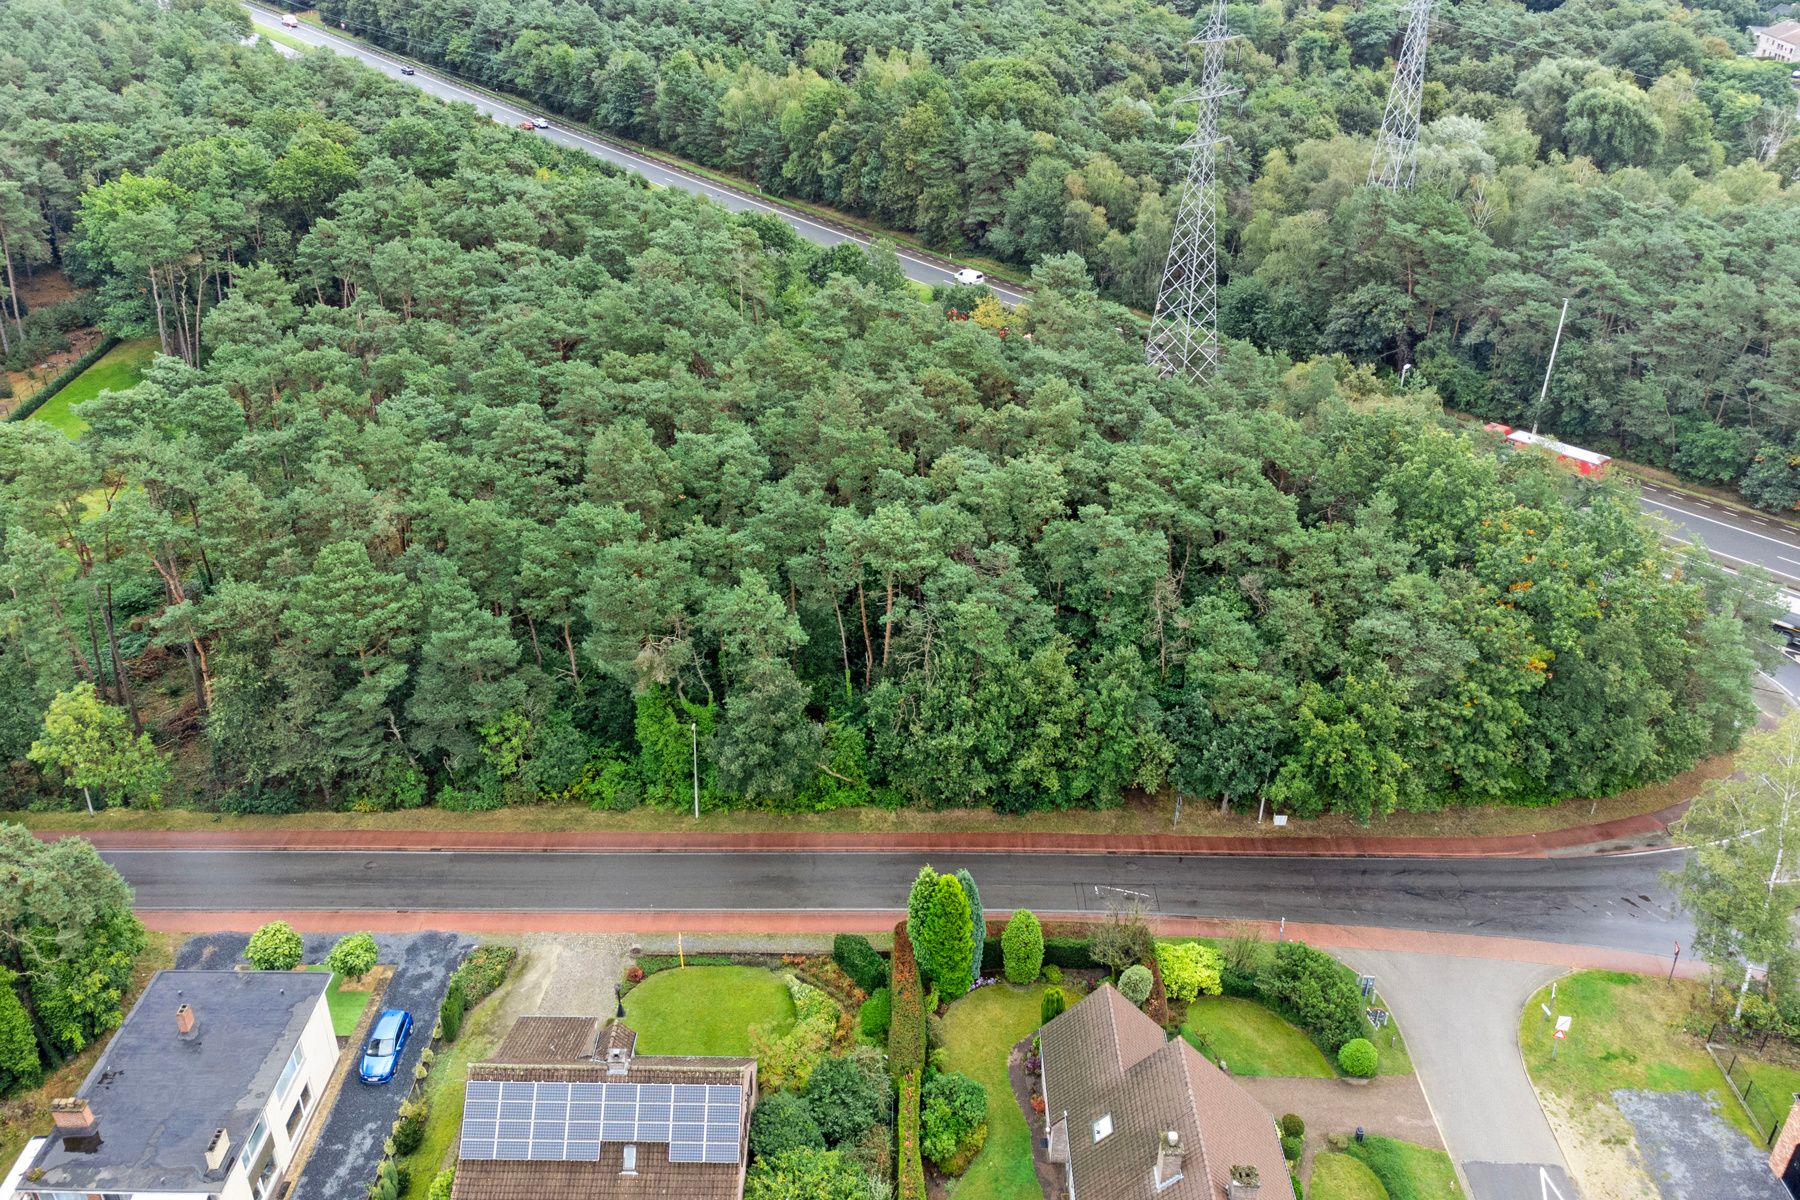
[178,931,472,1200]
[1337,949,1581,1200]
[1615,1090,1790,1200]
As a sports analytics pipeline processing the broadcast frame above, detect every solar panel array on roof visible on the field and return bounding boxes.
[460,1080,742,1164]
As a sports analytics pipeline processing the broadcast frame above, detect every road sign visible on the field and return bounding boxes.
[1540,1003,1552,1018]
[1553,1028,1565,1040]
[1555,1015,1572,1033]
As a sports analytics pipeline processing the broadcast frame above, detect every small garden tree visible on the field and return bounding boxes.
[905,865,938,946]
[1087,902,1148,977]
[749,1092,825,1159]
[1156,941,1224,1002]
[859,988,891,1038]
[439,979,467,1042]
[245,921,304,971]
[1263,941,1363,1050]
[1001,909,1043,983]
[920,1070,987,1170]
[1118,965,1153,1006]
[917,874,975,999]
[1040,987,1066,1024]
[744,1148,869,1200]
[803,1051,890,1144]
[28,683,172,813]
[953,868,984,966]
[327,932,380,982]
[831,934,886,992]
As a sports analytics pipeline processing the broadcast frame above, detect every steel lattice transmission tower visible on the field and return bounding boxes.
[1368,0,1434,189]
[1145,0,1238,384]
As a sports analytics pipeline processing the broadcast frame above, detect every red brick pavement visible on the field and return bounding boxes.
[134,908,1701,979]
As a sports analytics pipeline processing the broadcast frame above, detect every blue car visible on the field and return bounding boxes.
[358,1009,413,1085]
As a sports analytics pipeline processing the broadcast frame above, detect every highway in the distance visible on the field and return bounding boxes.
[101,848,1691,958]
[243,5,1029,305]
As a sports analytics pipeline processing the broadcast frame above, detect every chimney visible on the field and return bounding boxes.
[50,1098,95,1133]
[1227,1164,1262,1200]
[604,1022,637,1075]
[205,1128,232,1173]
[1154,1130,1185,1188]
[176,1003,197,1037]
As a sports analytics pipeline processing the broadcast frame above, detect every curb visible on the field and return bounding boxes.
[47,799,1687,859]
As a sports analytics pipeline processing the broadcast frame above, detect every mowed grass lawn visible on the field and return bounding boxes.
[1346,1134,1465,1199]
[941,981,1081,1200]
[624,966,794,1056]
[1311,1152,1388,1200]
[1181,995,1332,1077]
[302,964,376,1036]
[26,338,156,437]
[1520,970,1800,1145]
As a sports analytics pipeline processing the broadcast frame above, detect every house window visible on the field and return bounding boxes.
[287,1085,310,1137]
[621,1145,638,1175]
[275,1042,306,1103]
[1092,1113,1113,1143]
[239,1116,269,1175]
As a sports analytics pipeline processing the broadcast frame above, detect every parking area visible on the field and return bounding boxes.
[177,930,472,1200]
[1614,1090,1791,1200]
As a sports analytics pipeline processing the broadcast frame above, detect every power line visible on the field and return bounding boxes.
[1145,0,1238,385]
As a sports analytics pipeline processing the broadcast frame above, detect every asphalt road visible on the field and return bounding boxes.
[102,848,1691,957]
[1640,483,1800,588]
[244,6,1029,305]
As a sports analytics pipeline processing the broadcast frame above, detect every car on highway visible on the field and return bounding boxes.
[358,1008,413,1084]
[399,66,415,75]
[532,117,549,129]
[954,268,986,286]
[518,120,537,130]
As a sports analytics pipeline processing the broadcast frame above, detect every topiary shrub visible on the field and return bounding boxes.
[245,921,304,971]
[328,932,380,982]
[1001,909,1044,984]
[859,988,891,1039]
[1155,941,1224,1002]
[1280,1133,1304,1162]
[439,980,467,1043]
[1118,965,1154,1006]
[1279,1112,1305,1139]
[749,1091,825,1159]
[1042,963,1062,985]
[1338,1037,1378,1078]
[1040,987,1066,1025]
[917,875,974,999]
[832,934,888,993]
[887,924,926,1083]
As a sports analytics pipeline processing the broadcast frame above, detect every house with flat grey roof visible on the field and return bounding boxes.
[8,969,339,1200]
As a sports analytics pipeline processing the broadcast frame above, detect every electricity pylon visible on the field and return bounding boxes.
[1145,0,1237,384]
[1368,0,1434,189]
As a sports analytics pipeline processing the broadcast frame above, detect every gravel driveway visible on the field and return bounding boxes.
[178,931,473,1200]
[1614,1090,1790,1200]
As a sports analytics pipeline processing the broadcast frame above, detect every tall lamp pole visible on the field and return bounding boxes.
[1531,297,1570,436]
[690,721,699,820]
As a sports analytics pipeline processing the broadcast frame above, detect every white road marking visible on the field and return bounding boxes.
[1641,497,1800,554]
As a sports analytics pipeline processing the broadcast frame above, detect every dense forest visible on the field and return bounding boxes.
[305,0,1800,507]
[0,0,1779,823]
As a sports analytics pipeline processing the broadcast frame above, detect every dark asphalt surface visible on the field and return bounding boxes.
[244,5,1028,305]
[179,931,471,1200]
[112,849,1690,957]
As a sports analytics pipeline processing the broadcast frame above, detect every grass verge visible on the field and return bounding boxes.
[1520,970,1800,1147]
[1181,995,1333,1077]
[623,965,794,1057]
[24,338,155,437]
[303,964,378,1036]
[1311,1151,1388,1200]
[940,981,1080,1200]
[0,931,177,1172]
[1345,1134,1465,1200]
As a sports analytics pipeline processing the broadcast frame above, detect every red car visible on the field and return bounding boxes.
[517,120,536,130]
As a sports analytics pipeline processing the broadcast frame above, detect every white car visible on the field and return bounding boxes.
[954,269,986,286]
[532,117,549,129]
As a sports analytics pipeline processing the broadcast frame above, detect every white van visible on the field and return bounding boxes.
[281,12,299,27]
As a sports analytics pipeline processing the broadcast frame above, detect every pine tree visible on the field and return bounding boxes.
[905,865,938,948]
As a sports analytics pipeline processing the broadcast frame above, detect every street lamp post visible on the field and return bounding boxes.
[690,721,699,820]
[1399,362,1412,388]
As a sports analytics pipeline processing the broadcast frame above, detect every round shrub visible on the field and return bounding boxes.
[920,1070,987,1169]
[327,932,379,982]
[803,1053,889,1145]
[1338,1037,1379,1078]
[1118,965,1154,1006]
[1279,1112,1305,1139]
[1280,1133,1304,1162]
[1042,963,1062,985]
[749,1092,825,1160]
[1001,909,1044,984]
[244,921,304,971]
[859,988,891,1039]
[1040,987,1067,1024]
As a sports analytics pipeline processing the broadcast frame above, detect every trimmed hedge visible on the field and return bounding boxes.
[439,980,467,1043]
[887,923,926,1083]
[1262,941,1364,1052]
[832,934,887,993]
[4,335,120,422]
[898,1069,926,1200]
[1001,910,1044,984]
[859,988,891,1039]
[1043,937,1098,969]
[449,944,516,1006]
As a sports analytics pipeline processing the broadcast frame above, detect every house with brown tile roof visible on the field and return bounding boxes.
[1039,986,1288,1200]
[450,1016,756,1200]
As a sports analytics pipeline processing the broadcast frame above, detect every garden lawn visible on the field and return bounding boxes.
[25,338,155,437]
[1345,1135,1465,1200]
[1311,1152,1389,1200]
[302,965,375,1036]
[1181,996,1332,1077]
[940,982,1080,1200]
[624,966,794,1056]
[1520,970,1790,1145]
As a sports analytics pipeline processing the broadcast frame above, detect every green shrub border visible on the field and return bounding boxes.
[4,335,121,422]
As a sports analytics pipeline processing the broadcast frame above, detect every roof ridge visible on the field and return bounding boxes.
[1177,1040,1216,1198]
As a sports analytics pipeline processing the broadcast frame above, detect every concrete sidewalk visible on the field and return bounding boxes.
[42,799,1689,859]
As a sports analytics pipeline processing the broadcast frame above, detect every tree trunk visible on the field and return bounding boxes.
[181,640,208,718]
[0,227,23,336]
[1734,960,1755,1024]
[187,498,216,589]
[83,596,108,700]
[856,580,874,687]
[82,785,95,817]
[881,578,895,667]
[99,584,142,734]
[147,268,170,356]
[562,622,581,688]
[523,611,543,668]
[832,598,852,702]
